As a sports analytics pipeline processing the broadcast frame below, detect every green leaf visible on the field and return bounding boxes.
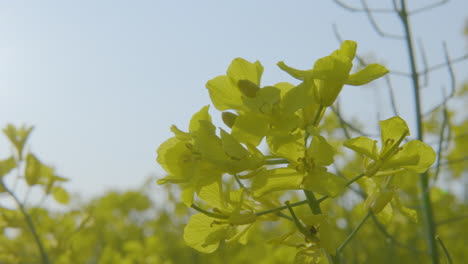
[0,157,16,178]
[3,124,34,159]
[183,213,228,253]
[25,153,52,186]
[346,64,389,86]
[343,136,379,160]
[251,168,303,197]
[52,186,70,204]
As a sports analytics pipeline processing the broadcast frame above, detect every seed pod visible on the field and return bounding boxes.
[222,112,237,128]
[238,79,260,98]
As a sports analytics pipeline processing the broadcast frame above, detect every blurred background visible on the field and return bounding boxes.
[1,0,467,198]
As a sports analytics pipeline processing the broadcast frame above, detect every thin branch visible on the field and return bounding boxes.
[255,173,365,218]
[436,235,453,264]
[409,0,449,15]
[330,106,375,137]
[333,23,401,117]
[388,70,412,77]
[391,0,400,12]
[334,102,351,140]
[384,75,400,116]
[433,102,449,183]
[421,53,468,75]
[304,190,322,215]
[418,39,430,87]
[436,215,468,226]
[442,42,456,97]
[265,158,289,165]
[255,199,309,217]
[233,174,245,189]
[398,0,439,262]
[190,204,229,219]
[371,213,429,255]
[336,211,371,254]
[435,156,468,167]
[361,0,405,40]
[0,180,50,264]
[333,0,395,13]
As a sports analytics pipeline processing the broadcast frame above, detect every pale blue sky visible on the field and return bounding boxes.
[1,1,467,198]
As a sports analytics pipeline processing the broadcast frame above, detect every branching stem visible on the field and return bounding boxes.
[1,180,50,264]
[398,1,439,262]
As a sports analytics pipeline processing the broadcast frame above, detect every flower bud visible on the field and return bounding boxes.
[238,79,259,98]
[222,112,237,128]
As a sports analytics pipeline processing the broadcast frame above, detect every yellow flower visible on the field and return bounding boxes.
[344,116,436,177]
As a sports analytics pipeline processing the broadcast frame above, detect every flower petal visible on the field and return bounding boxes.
[379,116,410,149]
[206,75,243,111]
[310,55,352,81]
[251,168,303,197]
[231,112,269,146]
[227,58,263,86]
[389,140,436,173]
[277,61,313,81]
[302,170,346,197]
[346,64,389,86]
[189,105,212,133]
[307,135,335,166]
[343,136,379,160]
[184,213,228,253]
[332,40,357,60]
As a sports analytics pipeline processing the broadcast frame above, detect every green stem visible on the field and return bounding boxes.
[398,1,439,263]
[256,199,309,217]
[336,211,371,255]
[284,201,311,237]
[304,190,322,214]
[255,173,364,217]
[436,235,453,264]
[190,204,229,219]
[312,105,325,126]
[1,180,50,264]
[233,174,245,189]
[265,158,289,165]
